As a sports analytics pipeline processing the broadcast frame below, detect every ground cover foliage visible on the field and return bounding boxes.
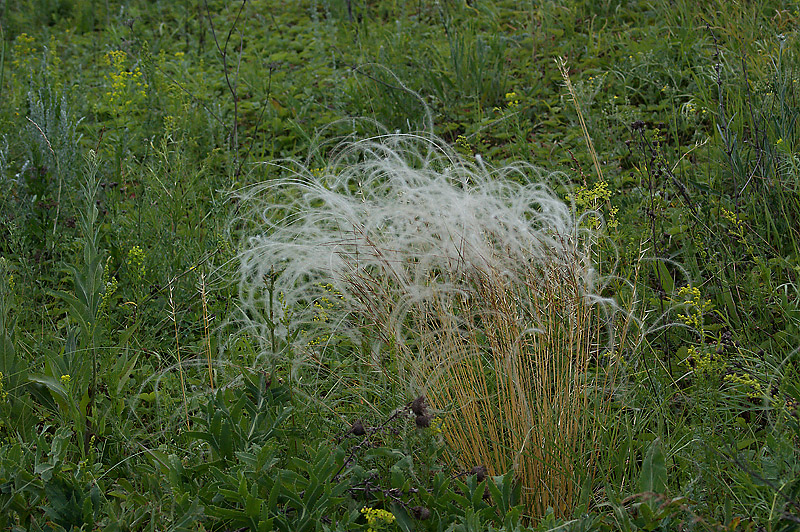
[0,0,799,530]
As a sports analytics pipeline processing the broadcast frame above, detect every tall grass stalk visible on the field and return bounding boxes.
[25,116,63,248]
[0,24,5,113]
[557,57,604,184]
[416,258,601,516]
[169,281,190,430]
[235,132,623,518]
[199,273,215,390]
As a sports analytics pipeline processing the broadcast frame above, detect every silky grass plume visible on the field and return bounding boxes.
[234,132,622,518]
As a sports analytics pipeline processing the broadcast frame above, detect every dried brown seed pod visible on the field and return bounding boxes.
[411,506,431,520]
[470,465,488,482]
[349,420,365,436]
[415,414,431,428]
[411,395,428,416]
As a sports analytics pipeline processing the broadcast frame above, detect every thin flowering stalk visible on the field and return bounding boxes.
[557,57,604,184]
[169,281,190,430]
[199,273,214,391]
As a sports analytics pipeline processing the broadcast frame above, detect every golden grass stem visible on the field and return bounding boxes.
[417,263,612,518]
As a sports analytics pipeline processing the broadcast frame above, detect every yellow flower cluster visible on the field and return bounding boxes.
[724,373,763,399]
[575,180,610,208]
[694,237,708,259]
[719,207,741,229]
[103,50,148,116]
[675,286,712,331]
[689,346,725,378]
[127,245,147,284]
[430,416,444,436]
[494,91,521,113]
[163,114,178,137]
[308,284,344,347]
[574,180,619,229]
[306,333,331,347]
[311,283,343,323]
[505,91,520,108]
[681,100,704,116]
[214,232,235,256]
[720,207,751,250]
[12,33,36,70]
[47,35,62,74]
[312,299,333,322]
[0,371,8,402]
[455,134,472,155]
[361,507,396,532]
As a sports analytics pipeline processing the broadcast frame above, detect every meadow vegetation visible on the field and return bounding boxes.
[0,0,799,530]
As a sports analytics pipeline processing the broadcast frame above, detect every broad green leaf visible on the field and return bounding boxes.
[639,438,667,494]
[653,262,674,295]
[113,352,139,397]
[28,375,73,413]
[391,503,414,532]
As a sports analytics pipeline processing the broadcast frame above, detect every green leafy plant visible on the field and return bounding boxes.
[24,150,125,460]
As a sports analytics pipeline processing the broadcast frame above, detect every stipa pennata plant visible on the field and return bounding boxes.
[234,132,625,518]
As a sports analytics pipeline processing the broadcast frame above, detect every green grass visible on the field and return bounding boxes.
[1,0,799,530]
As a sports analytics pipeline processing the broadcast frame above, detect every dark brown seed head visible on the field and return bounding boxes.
[411,395,428,416]
[415,414,431,428]
[350,420,365,436]
[470,465,488,482]
[411,506,431,520]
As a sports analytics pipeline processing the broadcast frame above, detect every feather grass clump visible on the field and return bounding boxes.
[234,132,621,518]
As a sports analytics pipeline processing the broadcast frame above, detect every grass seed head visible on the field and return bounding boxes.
[232,132,598,377]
